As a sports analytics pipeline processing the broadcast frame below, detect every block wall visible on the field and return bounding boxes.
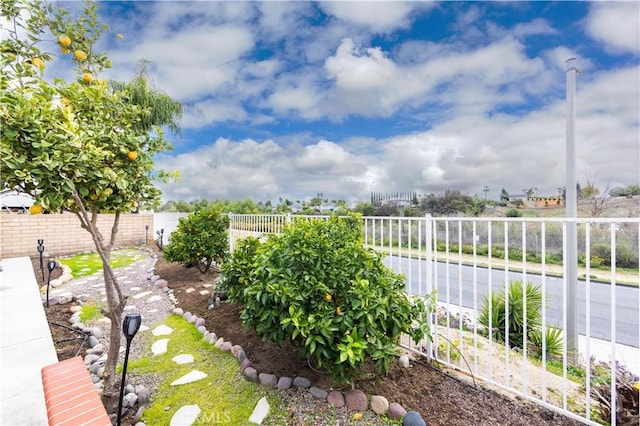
[0,213,153,259]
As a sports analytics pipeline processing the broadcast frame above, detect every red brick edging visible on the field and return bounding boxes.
[41,356,111,425]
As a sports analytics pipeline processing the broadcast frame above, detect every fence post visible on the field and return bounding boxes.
[424,214,434,358]
[228,213,234,253]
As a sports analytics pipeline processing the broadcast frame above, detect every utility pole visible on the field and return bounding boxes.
[565,57,579,360]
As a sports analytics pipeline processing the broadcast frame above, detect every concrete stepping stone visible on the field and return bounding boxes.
[199,290,209,295]
[130,287,142,291]
[171,370,207,386]
[170,404,201,426]
[152,325,173,336]
[185,288,195,294]
[152,339,169,355]
[202,284,213,288]
[172,354,194,365]
[249,396,269,424]
[133,291,153,299]
[148,295,162,302]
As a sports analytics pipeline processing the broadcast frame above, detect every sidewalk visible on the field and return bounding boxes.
[0,257,58,425]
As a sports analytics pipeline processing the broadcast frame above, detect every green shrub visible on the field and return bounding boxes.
[479,280,542,350]
[506,208,523,217]
[218,237,261,304]
[530,326,563,359]
[233,214,435,384]
[163,207,229,273]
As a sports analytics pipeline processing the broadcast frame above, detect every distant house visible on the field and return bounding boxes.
[0,189,33,213]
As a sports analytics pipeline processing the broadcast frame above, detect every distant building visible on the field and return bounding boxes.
[0,189,33,213]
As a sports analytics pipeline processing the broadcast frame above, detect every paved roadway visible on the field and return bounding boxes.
[383,255,640,348]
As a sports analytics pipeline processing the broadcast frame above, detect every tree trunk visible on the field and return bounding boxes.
[100,257,125,413]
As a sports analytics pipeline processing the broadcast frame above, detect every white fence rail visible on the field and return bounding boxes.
[224,213,640,425]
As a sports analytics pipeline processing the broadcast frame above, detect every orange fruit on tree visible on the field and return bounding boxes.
[60,47,70,54]
[31,58,45,70]
[29,205,43,215]
[58,34,71,47]
[326,293,332,301]
[82,72,93,83]
[74,50,87,61]
[60,97,70,106]
[127,151,138,161]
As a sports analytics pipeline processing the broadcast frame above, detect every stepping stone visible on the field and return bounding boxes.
[147,308,158,313]
[199,290,209,296]
[202,284,213,288]
[171,370,207,386]
[152,339,169,355]
[172,354,194,365]
[147,295,162,302]
[185,288,195,294]
[152,325,173,336]
[130,287,142,291]
[139,325,149,332]
[249,396,269,424]
[133,291,153,299]
[124,305,137,311]
[170,405,201,426]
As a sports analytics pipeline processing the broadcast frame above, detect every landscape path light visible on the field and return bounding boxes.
[37,239,45,281]
[45,259,56,307]
[116,313,142,426]
[145,225,149,245]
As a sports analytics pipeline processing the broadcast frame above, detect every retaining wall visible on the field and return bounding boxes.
[0,213,153,259]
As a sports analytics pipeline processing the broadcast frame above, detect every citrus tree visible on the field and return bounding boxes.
[163,207,230,273]
[221,215,435,384]
[1,0,182,411]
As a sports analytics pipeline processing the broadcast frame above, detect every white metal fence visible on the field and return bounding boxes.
[224,213,640,425]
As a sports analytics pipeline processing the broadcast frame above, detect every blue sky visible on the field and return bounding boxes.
[60,2,640,202]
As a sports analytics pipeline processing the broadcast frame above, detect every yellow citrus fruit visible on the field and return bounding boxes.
[60,47,70,54]
[74,50,87,61]
[89,193,98,201]
[29,205,43,215]
[104,60,112,69]
[352,412,363,421]
[82,72,93,83]
[336,306,342,315]
[326,293,332,301]
[31,58,45,70]
[127,151,138,161]
[60,97,70,106]
[58,34,71,47]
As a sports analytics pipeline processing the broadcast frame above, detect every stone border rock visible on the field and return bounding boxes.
[169,305,426,425]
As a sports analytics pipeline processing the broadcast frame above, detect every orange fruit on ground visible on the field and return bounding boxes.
[127,151,138,161]
[31,58,45,70]
[58,34,71,47]
[29,205,43,215]
[82,72,93,83]
[74,50,87,61]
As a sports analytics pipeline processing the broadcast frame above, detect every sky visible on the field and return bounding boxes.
[55,2,640,203]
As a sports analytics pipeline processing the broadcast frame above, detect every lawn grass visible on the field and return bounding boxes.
[59,248,145,277]
[127,314,291,425]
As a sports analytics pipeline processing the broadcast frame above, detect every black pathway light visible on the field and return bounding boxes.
[45,259,56,307]
[116,313,142,426]
[37,239,45,281]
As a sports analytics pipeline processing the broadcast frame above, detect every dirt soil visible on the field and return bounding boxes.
[152,253,582,426]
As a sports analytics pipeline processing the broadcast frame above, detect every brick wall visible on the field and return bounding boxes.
[0,213,153,259]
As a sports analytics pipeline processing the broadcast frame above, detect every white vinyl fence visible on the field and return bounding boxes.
[224,213,640,425]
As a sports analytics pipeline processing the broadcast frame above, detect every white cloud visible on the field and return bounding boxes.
[318,2,427,33]
[586,2,640,55]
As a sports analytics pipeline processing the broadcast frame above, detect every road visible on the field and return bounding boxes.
[383,255,640,348]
